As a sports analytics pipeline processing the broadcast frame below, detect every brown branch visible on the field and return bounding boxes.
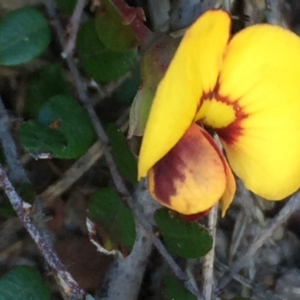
[43,1,202,298]
[264,0,287,26]
[95,184,155,300]
[39,110,128,205]
[216,260,282,300]
[39,140,104,204]
[0,165,85,298]
[202,204,218,300]
[43,0,130,198]
[0,98,29,185]
[0,96,85,298]
[63,0,87,57]
[217,191,300,292]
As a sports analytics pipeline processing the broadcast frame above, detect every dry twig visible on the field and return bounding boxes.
[217,191,300,292]
[0,95,85,298]
[39,140,105,204]
[63,0,87,56]
[264,0,287,26]
[95,183,155,300]
[0,166,85,298]
[42,1,200,298]
[202,204,218,300]
[39,112,128,205]
[0,98,29,185]
[216,260,282,300]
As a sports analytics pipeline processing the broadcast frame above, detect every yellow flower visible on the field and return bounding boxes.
[138,10,300,216]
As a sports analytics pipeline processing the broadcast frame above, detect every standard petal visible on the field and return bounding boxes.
[138,10,231,178]
[218,24,300,200]
[147,124,227,215]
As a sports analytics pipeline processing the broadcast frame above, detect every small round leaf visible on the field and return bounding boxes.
[0,8,51,66]
[162,276,196,300]
[0,266,51,300]
[37,95,96,159]
[89,188,136,251]
[106,123,137,185]
[95,0,138,51]
[77,20,137,83]
[155,208,213,258]
[19,120,67,156]
[26,64,70,117]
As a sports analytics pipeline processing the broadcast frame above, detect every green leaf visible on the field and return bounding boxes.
[19,120,67,156]
[77,20,137,83]
[106,123,137,184]
[115,66,141,105]
[0,8,51,66]
[95,0,138,52]
[0,266,51,300]
[162,276,196,300]
[155,208,213,258]
[0,196,15,217]
[129,35,178,137]
[89,188,136,251]
[26,64,70,117]
[55,0,77,14]
[37,95,96,158]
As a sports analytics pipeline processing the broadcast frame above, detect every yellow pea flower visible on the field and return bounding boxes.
[138,10,300,217]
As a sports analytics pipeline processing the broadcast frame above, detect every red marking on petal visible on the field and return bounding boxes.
[215,118,245,144]
[198,90,214,110]
[148,124,229,214]
[151,127,200,205]
[200,82,248,144]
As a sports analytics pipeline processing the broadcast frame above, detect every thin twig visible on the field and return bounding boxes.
[264,0,287,26]
[217,191,300,292]
[0,96,84,298]
[202,204,218,300]
[42,1,199,298]
[134,182,203,299]
[0,241,22,262]
[228,210,249,262]
[216,260,282,300]
[97,185,155,300]
[146,0,171,31]
[39,112,128,204]
[0,166,85,298]
[0,97,29,185]
[43,0,130,198]
[39,140,104,204]
[63,0,87,57]
[100,222,152,300]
